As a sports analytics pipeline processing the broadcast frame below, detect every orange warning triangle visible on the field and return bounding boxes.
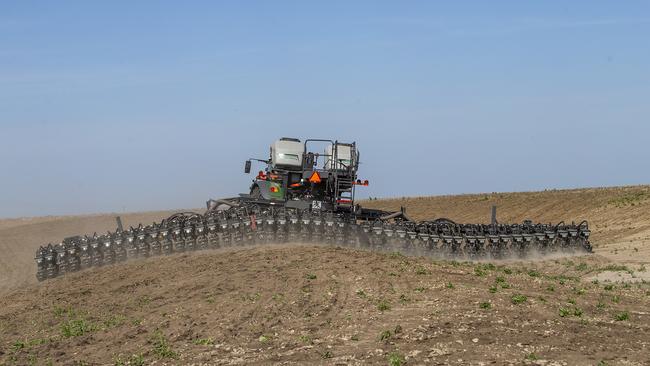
[308,171,321,183]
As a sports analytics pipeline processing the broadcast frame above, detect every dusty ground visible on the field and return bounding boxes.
[364,185,650,266]
[1,185,650,365]
[0,210,184,295]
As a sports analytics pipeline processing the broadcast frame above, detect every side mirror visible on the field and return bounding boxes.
[244,160,251,174]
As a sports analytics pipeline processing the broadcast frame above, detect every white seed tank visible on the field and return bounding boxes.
[271,138,304,169]
[325,144,358,170]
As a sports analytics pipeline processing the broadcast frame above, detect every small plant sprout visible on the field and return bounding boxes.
[388,351,405,366]
[511,294,527,305]
[415,266,428,275]
[547,285,555,292]
[474,267,487,277]
[528,270,540,278]
[526,353,539,360]
[299,335,312,344]
[193,338,214,346]
[152,331,177,359]
[377,300,391,311]
[574,287,586,296]
[379,330,392,341]
[559,308,570,317]
[573,307,584,317]
[258,334,270,343]
[615,311,629,321]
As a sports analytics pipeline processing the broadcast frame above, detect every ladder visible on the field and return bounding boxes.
[332,141,357,208]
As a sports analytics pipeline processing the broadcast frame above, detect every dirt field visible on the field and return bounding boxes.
[0,210,182,296]
[364,185,650,265]
[1,186,650,365]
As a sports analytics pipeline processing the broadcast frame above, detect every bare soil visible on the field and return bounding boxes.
[364,185,650,265]
[1,186,650,365]
[0,210,183,295]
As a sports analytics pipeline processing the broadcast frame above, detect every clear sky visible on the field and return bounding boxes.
[1,1,649,218]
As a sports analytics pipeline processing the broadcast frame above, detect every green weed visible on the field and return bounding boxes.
[61,318,96,338]
[103,315,126,329]
[193,338,214,346]
[511,294,527,305]
[377,300,391,311]
[614,311,629,321]
[573,287,586,296]
[546,285,555,292]
[379,330,392,341]
[12,341,26,351]
[388,352,405,366]
[576,263,588,271]
[526,353,539,360]
[114,354,144,366]
[152,331,177,359]
[573,307,584,317]
[528,270,540,278]
[559,308,571,317]
[258,334,270,342]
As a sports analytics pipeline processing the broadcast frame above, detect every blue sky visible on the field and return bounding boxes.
[1,1,649,217]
